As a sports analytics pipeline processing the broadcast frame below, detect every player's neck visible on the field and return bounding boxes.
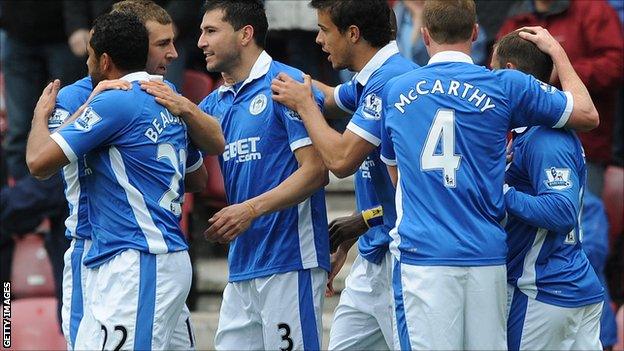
[351,44,379,72]
[427,41,472,59]
[226,47,264,84]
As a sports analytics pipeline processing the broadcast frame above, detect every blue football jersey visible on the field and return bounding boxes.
[334,42,418,264]
[504,126,603,307]
[49,76,93,240]
[198,51,330,281]
[51,71,198,267]
[380,51,573,266]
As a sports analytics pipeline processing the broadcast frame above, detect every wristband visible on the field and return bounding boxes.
[361,206,383,228]
[243,201,257,218]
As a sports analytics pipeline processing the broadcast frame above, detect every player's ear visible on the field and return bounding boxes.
[240,24,254,47]
[421,27,431,47]
[348,25,360,44]
[100,53,111,72]
[471,23,479,43]
[505,62,516,70]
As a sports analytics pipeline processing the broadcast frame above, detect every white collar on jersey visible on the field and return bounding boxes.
[353,40,400,86]
[120,71,163,82]
[217,50,273,97]
[428,51,474,65]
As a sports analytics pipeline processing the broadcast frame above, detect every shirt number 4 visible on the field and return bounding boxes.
[421,109,461,188]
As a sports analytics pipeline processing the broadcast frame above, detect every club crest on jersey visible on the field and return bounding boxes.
[544,167,572,190]
[74,107,101,131]
[249,94,268,115]
[362,93,382,120]
[48,108,70,131]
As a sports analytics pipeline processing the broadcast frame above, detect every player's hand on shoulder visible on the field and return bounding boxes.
[329,213,368,254]
[204,201,257,244]
[271,72,315,112]
[141,80,193,117]
[88,79,132,104]
[34,79,61,122]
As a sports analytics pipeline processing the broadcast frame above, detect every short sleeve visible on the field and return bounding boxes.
[276,82,325,152]
[185,141,204,173]
[380,84,396,166]
[524,130,581,213]
[500,70,573,129]
[334,80,357,114]
[50,92,132,163]
[346,81,385,147]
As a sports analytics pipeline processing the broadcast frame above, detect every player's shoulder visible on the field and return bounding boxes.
[270,60,305,83]
[89,85,145,115]
[524,126,581,154]
[58,76,92,101]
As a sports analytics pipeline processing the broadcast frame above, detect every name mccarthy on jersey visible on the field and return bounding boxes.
[393,79,496,114]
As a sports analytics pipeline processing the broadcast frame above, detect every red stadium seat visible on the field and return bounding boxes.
[11,233,56,299]
[181,69,215,104]
[9,297,66,350]
[200,155,227,209]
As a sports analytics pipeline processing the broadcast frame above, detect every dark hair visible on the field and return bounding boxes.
[310,0,392,48]
[495,29,553,82]
[203,0,268,48]
[423,0,476,44]
[90,12,148,71]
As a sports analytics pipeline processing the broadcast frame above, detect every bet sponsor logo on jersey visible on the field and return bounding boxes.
[359,157,376,179]
[223,137,261,163]
[544,167,572,190]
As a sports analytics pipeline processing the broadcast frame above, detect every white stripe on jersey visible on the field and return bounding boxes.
[389,170,403,261]
[334,84,355,114]
[63,161,81,237]
[517,228,548,299]
[297,198,318,269]
[346,122,381,147]
[109,146,168,254]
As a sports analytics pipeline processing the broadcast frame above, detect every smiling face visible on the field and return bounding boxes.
[315,9,352,71]
[197,9,242,74]
[144,20,178,75]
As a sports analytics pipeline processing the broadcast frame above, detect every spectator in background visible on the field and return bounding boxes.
[393,0,488,66]
[497,0,624,197]
[63,0,203,89]
[581,191,618,350]
[0,0,86,180]
[264,0,340,86]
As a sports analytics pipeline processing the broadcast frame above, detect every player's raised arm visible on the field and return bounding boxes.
[204,144,328,244]
[272,73,376,178]
[312,78,351,119]
[26,80,70,179]
[518,27,599,131]
[141,80,225,155]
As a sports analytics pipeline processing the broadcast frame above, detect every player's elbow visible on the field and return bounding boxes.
[569,106,599,132]
[550,197,578,233]
[204,135,226,156]
[27,156,53,180]
[328,159,357,179]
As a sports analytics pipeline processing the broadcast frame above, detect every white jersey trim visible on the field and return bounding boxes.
[62,161,81,237]
[109,146,168,254]
[517,227,548,299]
[290,137,312,152]
[297,198,318,269]
[347,122,381,146]
[380,154,397,166]
[185,157,204,173]
[389,170,403,260]
[553,91,574,128]
[51,133,78,163]
[334,85,354,114]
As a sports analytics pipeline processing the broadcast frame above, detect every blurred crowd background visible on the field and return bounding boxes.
[0,0,622,349]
